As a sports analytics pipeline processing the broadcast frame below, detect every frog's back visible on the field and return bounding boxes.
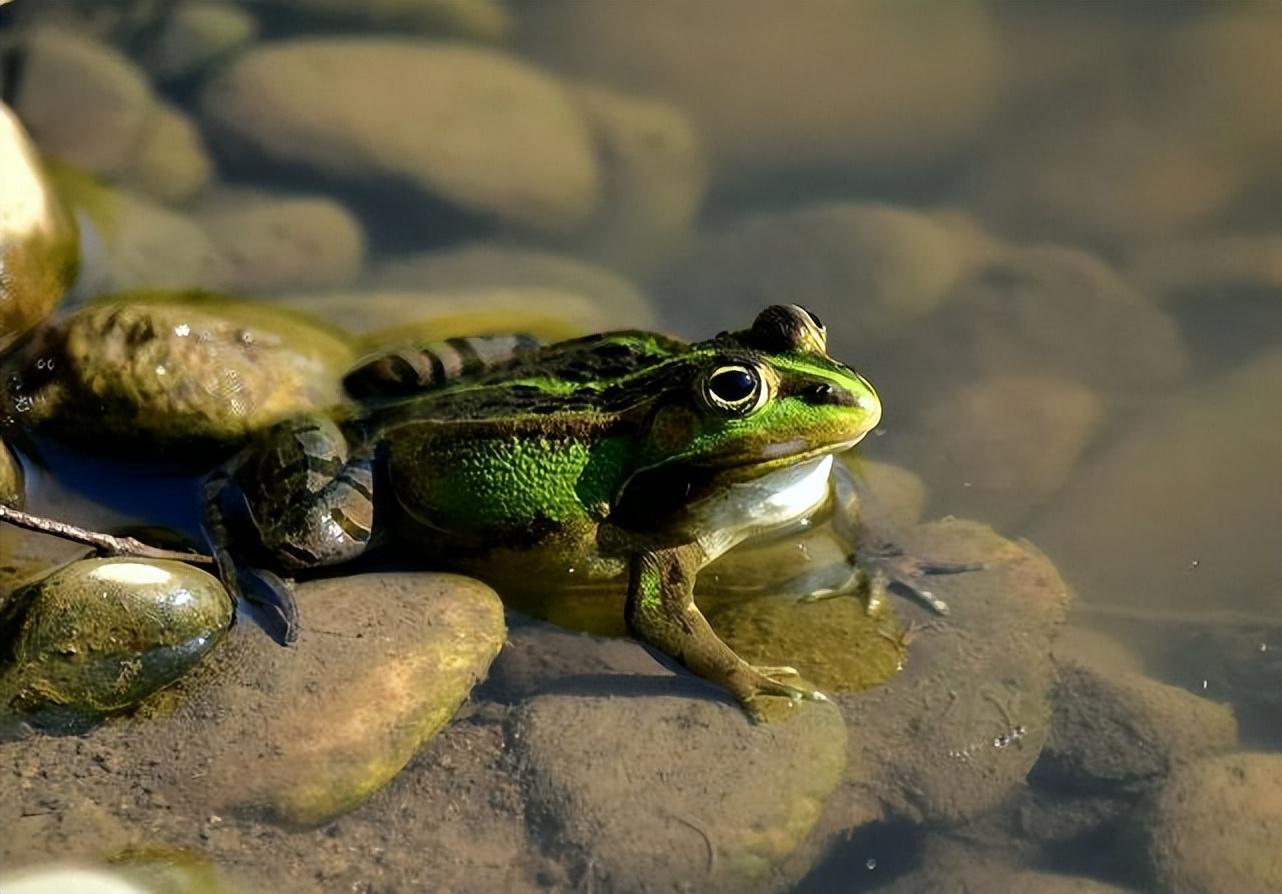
[372,329,690,548]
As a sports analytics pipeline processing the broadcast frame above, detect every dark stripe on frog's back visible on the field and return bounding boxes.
[361,332,697,428]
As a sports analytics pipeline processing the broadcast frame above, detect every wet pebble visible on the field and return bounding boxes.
[876,245,1186,408]
[564,83,707,275]
[50,169,229,295]
[1038,659,1237,793]
[201,40,600,233]
[0,104,79,354]
[244,0,510,41]
[832,519,1070,825]
[193,189,366,293]
[1028,349,1280,618]
[0,439,23,509]
[1138,752,1281,894]
[145,1,260,82]
[1,292,356,461]
[885,375,1103,529]
[9,28,155,179]
[117,102,214,205]
[166,573,505,828]
[518,0,1003,181]
[0,557,232,730]
[365,242,653,330]
[659,201,973,355]
[513,691,849,891]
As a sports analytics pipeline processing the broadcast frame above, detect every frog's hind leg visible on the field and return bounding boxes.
[203,415,380,641]
[626,546,827,721]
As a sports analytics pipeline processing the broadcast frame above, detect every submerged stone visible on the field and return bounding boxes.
[0,104,79,354]
[0,439,22,509]
[0,558,232,729]
[0,291,356,461]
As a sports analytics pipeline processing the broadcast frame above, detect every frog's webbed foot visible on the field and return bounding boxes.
[626,547,827,721]
[210,545,300,645]
[864,544,985,617]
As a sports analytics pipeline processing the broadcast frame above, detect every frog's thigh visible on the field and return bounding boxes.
[626,547,826,716]
[238,415,377,570]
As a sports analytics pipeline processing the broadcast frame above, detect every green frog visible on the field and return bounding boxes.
[205,305,883,716]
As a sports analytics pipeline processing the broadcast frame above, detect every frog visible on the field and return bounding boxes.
[204,305,885,717]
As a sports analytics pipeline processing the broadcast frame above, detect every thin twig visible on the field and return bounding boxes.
[0,505,216,566]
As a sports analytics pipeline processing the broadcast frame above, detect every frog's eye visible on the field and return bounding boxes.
[702,364,768,415]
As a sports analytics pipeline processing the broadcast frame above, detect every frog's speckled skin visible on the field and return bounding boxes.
[207,306,881,716]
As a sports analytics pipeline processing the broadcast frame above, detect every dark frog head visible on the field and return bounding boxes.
[615,305,881,527]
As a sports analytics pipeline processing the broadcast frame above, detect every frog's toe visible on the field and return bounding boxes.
[751,664,802,680]
[741,664,827,709]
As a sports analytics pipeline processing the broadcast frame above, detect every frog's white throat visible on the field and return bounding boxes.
[691,454,835,562]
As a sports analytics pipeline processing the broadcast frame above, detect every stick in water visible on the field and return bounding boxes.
[0,505,216,566]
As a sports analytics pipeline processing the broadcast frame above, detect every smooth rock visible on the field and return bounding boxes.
[888,375,1103,529]
[514,691,848,891]
[565,83,707,275]
[1039,660,1237,793]
[518,0,1003,180]
[0,439,23,509]
[171,573,505,828]
[1126,233,1282,302]
[0,867,150,894]
[1027,350,1280,618]
[194,190,366,292]
[0,558,232,729]
[875,245,1186,408]
[49,169,228,295]
[9,28,154,178]
[202,40,600,233]
[146,1,260,82]
[0,292,355,460]
[964,7,1279,249]
[868,838,1139,894]
[117,102,214,204]
[853,459,927,532]
[837,519,1069,825]
[241,0,510,41]
[0,105,79,353]
[658,202,972,355]
[1140,752,1282,894]
[367,242,653,328]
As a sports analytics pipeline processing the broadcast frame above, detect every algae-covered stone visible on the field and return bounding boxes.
[1,291,356,459]
[202,40,599,233]
[514,692,848,890]
[0,439,23,509]
[173,573,504,828]
[0,557,232,728]
[0,104,79,353]
[711,596,905,694]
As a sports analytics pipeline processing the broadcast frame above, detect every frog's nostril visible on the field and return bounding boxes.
[808,383,834,402]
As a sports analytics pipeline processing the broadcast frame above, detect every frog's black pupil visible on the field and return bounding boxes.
[710,368,756,403]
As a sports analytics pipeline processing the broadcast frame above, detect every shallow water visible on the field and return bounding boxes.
[0,1,1279,892]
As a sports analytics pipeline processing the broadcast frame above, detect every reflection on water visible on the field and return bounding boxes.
[0,1,1278,892]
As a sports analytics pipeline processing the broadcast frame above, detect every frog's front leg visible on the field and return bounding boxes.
[626,545,827,719]
[204,415,380,638]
